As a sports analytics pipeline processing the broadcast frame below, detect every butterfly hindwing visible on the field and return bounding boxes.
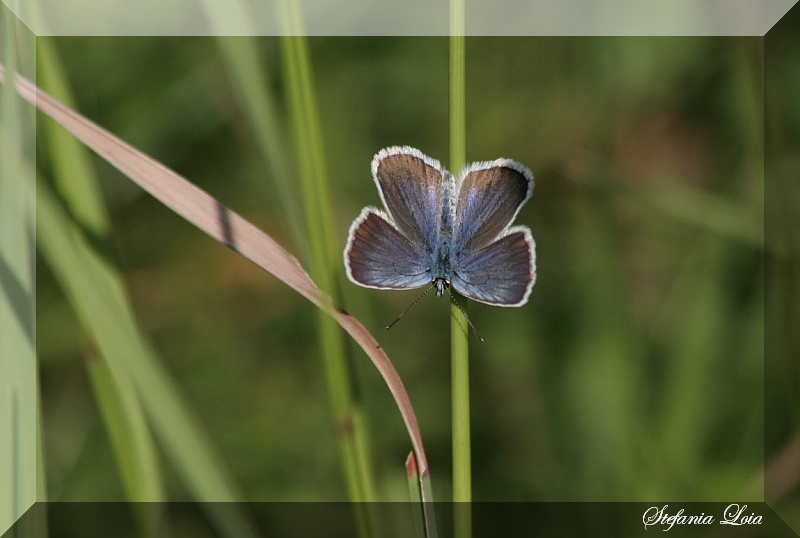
[451,227,536,306]
[344,208,431,290]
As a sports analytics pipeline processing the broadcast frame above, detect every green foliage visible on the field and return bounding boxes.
[765,5,800,532]
[278,2,379,532]
[37,36,768,510]
[36,35,257,538]
[0,7,37,534]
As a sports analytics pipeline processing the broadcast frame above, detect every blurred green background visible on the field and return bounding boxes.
[34,33,774,512]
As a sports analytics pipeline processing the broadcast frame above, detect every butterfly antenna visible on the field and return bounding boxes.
[386,284,436,330]
[447,290,485,343]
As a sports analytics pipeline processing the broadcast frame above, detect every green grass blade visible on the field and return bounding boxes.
[657,235,741,478]
[36,37,109,236]
[36,179,257,538]
[449,5,466,174]
[36,386,46,504]
[570,165,765,252]
[18,69,433,535]
[36,37,258,536]
[0,7,37,535]
[631,180,763,250]
[215,36,308,261]
[406,453,425,538]
[198,0,254,36]
[407,452,439,538]
[449,1,471,536]
[420,471,438,538]
[36,37,165,516]
[83,352,157,498]
[84,351,162,537]
[35,366,49,536]
[278,0,378,529]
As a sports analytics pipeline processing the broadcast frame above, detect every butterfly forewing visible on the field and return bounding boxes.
[449,160,535,306]
[452,160,532,253]
[345,208,431,290]
[372,147,448,251]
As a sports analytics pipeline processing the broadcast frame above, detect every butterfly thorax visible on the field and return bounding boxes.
[430,183,456,297]
[430,236,454,297]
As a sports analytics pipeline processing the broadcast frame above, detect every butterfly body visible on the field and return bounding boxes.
[345,146,536,307]
[433,277,450,298]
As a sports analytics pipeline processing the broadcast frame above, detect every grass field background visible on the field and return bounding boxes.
[19,25,797,536]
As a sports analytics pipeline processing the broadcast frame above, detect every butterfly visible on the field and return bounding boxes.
[344,146,536,309]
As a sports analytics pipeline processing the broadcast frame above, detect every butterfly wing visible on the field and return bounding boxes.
[345,147,454,290]
[452,159,533,253]
[450,226,535,306]
[450,160,535,306]
[344,208,432,289]
[372,146,450,252]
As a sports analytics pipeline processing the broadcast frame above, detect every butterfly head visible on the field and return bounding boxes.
[434,277,450,298]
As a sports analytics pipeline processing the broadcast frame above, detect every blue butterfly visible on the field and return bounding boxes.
[344,146,536,308]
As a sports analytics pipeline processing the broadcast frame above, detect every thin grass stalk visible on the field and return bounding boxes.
[34,392,48,538]
[282,33,376,511]
[11,64,436,535]
[449,0,470,509]
[36,39,109,235]
[406,453,425,538]
[449,1,472,536]
[83,350,161,537]
[35,178,258,538]
[216,31,384,514]
[215,36,309,261]
[0,8,37,534]
[28,38,255,536]
[36,39,165,522]
[4,66,430,469]
[277,0,378,532]
[658,234,730,474]
[36,388,46,504]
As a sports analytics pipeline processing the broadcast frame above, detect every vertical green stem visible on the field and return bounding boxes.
[278,1,377,536]
[449,2,466,173]
[215,36,308,262]
[406,452,426,538]
[1,8,37,533]
[450,0,472,536]
[37,37,165,519]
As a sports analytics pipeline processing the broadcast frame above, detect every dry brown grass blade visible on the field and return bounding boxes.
[1,64,432,489]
